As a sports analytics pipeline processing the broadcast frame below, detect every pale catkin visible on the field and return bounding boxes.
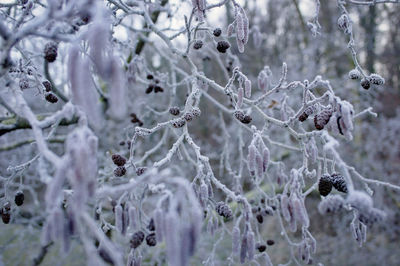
[115,205,124,234]
[247,144,257,175]
[232,226,241,255]
[255,151,264,180]
[199,182,208,207]
[246,230,255,261]
[236,12,245,41]
[241,8,249,44]
[154,209,164,242]
[240,233,248,264]
[236,87,244,109]
[237,38,245,53]
[227,23,234,36]
[292,196,310,228]
[281,194,291,222]
[262,147,270,172]
[128,206,137,230]
[244,78,251,98]
[263,253,273,266]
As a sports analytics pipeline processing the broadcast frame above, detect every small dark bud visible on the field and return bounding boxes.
[193,40,203,50]
[114,166,126,177]
[169,107,180,116]
[234,110,245,121]
[360,78,370,90]
[348,69,361,80]
[44,42,58,63]
[256,243,266,252]
[146,84,155,94]
[213,28,222,37]
[112,154,127,166]
[45,93,58,103]
[266,239,275,246]
[241,115,252,124]
[146,74,154,80]
[14,191,24,206]
[42,80,52,92]
[130,231,145,248]
[192,107,201,117]
[299,106,315,122]
[147,218,155,231]
[119,141,125,146]
[146,233,157,246]
[217,41,230,53]
[154,86,164,93]
[256,214,263,224]
[3,201,11,212]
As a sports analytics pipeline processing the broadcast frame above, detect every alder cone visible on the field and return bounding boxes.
[314,108,333,130]
[319,174,333,196]
[331,173,348,193]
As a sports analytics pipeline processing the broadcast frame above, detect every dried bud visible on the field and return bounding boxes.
[111,154,127,166]
[192,107,201,117]
[217,41,230,53]
[44,42,58,62]
[215,201,233,219]
[114,166,126,177]
[146,74,154,80]
[241,115,252,124]
[314,107,333,130]
[318,174,333,196]
[360,78,370,90]
[169,106,180,116]
[368,73,385,85]
[193,40,203,50]
[330,173,347,193]
[130,231,145,248]
[146,233,157,246]
[266,239,275,246]
[213,28,222,37]
[14,191,24,206]
[256,214,263,224]
[348,69,361,80]
[234,110,245,121]
[184,112,194,122]
[42,80,52,92]
[45,93,58,103]
[154,86,164,93]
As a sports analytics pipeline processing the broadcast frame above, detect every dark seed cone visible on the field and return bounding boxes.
[2,212,10,224]
[147,218,155,231]
[193,40,203,50]
[136,167,146,176]
[215,201,233,219]
[14,191,24,206]
[217,41,230,53]
[318,174,333,196]
[42,80,52,92]
[299,106,315,122]
[114,166,126,177]
[112,154,126,166]
[360,78,370,90]
[154,86,164,93]
[330,173,348,193]
[172,118,186,128]
[213,28,222,37]
[130,231,145,248]
[146,74,154,80]
[146,84,155,94]
[314,107,333,130]
[146,233,157,246]
[45,93,58,103]
[169,107,180,116]
[44,42,58,62]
